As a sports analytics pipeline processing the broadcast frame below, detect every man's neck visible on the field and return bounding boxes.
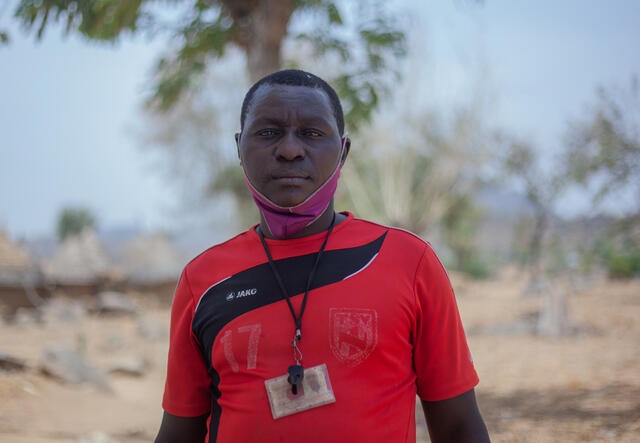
[258,204,346,240]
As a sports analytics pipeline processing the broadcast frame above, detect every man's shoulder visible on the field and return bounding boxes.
[350,216,430,251]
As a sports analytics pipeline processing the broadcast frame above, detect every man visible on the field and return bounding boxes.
[155,70,489,443]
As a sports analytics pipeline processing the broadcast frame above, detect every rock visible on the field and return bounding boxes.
[41,298,85,323]
[21,380,39,396]
[0,351,27,371]
[77,431,121,443]
[137,315,167,341]
[95,291,138,316]
[40,347,112,392]
[108,356,148,377]
[13,307,41,325]
[101,333,125,351]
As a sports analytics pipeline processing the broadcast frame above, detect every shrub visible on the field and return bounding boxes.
[460,252,492,279]
[607,249,640,279]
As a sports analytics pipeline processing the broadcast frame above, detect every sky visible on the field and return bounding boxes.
[1,0,639,239]
[0,9,173,239]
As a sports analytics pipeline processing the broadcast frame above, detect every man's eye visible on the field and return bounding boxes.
[257,129,278,136]
[303,129,322,137]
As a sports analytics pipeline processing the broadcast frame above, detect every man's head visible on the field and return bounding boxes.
[240,69,345,137]
[236,70,350,211]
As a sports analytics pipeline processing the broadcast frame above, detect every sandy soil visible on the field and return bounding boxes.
[1,270,639,442]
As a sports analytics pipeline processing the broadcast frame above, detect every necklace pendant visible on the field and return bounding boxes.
[287,364,304,395]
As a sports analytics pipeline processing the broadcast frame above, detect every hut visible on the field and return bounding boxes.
[41,229,117,297]
[0,231,47,315]
[117,233,185,299]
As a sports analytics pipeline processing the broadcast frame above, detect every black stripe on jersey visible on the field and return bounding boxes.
[208,372,221,443]
[192,232,387,369]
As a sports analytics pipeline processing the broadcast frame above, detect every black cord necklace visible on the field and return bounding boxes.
[257,212,336,394]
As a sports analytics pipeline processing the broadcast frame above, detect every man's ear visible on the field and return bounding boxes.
[340,137,351,165]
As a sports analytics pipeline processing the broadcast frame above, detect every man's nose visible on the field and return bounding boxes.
[275,132,305,161]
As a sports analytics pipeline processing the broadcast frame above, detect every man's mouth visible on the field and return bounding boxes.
[272,176,310,184]
[272,172,310,183]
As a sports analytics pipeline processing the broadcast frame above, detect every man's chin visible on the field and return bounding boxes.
[268,190,310,208]
[272,197,307,208]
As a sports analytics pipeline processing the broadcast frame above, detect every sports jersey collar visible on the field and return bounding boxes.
[249,211,354,246]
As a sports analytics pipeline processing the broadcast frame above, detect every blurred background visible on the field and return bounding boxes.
[1,0,639,442]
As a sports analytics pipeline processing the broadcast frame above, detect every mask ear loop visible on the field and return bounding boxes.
[338,137,347,165]
[339,134,351,165]
[235,133,242,164]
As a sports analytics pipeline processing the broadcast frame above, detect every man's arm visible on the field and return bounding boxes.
[154,411,209,443]
[421,388,490,443]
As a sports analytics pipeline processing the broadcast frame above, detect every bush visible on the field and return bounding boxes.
[459,252,492,280]
[439,193,491,279]
[586,219,640,279]
[607,249,640,279]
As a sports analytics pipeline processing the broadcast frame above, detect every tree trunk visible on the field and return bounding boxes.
[525,206,548,296]
[537,279,571,338]
[224,0,294,82]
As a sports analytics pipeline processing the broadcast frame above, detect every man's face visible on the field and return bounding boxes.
[237,84,348,207]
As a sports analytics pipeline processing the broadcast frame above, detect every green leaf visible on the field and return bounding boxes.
[36,6,50,39]
[295,31,350,61]
[14,0,148,41]
[326,3,342,25]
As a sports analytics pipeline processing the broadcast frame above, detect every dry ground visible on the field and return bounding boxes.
[1,270,639,442]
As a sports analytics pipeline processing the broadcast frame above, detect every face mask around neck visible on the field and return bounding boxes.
[243,138,346,238]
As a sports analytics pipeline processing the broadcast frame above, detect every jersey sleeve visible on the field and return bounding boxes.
[413,243,479,401]
[162,268,212,416]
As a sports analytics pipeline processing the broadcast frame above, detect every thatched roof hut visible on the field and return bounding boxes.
[119,233,185,285]
[42,229,113,286]
[0,231,46,314]
[0,231,39,287]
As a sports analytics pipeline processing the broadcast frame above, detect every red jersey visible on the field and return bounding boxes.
[162,212,478,442]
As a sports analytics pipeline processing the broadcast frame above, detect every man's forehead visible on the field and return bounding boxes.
[253,83,330,102]
[247,84,333,119]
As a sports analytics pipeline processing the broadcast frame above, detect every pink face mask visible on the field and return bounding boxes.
[243,139,346,238]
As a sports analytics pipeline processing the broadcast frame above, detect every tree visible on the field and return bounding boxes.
[339,104,493,237]
[564,76,640,279]
[498,139,575,335]
[12,0,405,129]
[500,138,568,293]
[12,1,490,233]
[565,75,640,212]
[12,0,407,230]
[440,193,489,279]
[56,207,96,241]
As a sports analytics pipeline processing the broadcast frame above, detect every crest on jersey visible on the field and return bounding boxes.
[329,308,378,367]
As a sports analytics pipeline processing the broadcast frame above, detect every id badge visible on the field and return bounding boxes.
[264,363,336,419]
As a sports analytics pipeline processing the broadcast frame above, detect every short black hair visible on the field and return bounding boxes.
[240,69,345,136]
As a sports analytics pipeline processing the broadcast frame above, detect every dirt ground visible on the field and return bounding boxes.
[1,269,639,442]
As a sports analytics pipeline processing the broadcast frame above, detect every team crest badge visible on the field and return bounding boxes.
[329,308,378,367]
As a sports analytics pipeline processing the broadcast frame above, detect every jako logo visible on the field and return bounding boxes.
[236,288,257,298]
[226,289,257,301]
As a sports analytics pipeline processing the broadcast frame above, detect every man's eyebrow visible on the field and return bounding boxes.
[248,116,285,127]
[247,114,335,129]
[299,115,334,129]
